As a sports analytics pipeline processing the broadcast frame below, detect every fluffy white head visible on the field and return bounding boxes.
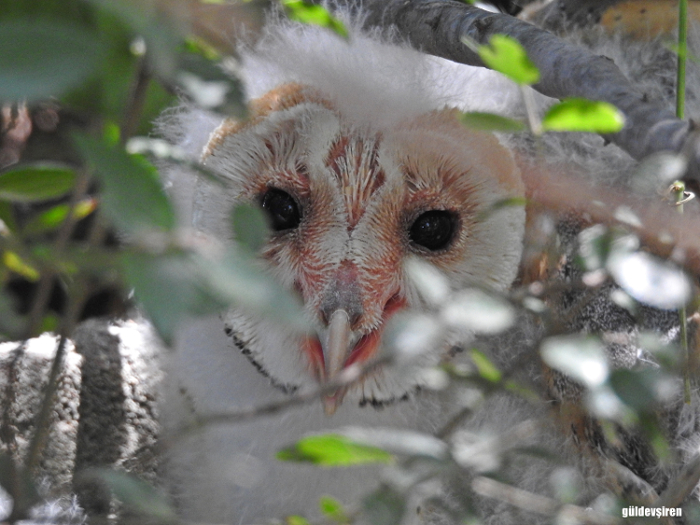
[185,16,526,407]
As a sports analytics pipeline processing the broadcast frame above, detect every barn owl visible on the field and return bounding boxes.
[158,8,547,522]
[150,4,700,525]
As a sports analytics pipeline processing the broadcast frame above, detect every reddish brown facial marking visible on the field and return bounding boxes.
[325,134,386,230]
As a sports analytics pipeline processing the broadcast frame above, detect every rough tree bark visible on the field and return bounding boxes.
[349,0,698,179]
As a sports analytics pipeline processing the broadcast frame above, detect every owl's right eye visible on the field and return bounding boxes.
[261,188,302,231]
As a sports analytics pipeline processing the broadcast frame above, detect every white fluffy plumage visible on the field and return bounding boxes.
[157,7,700,525]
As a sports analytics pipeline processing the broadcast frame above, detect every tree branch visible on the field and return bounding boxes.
[355,0,696,174]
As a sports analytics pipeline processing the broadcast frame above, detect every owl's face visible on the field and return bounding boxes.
[198,83,525,413]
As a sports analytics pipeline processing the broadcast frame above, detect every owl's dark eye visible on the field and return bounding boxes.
[261,188,302,231]
[409,210,456,251]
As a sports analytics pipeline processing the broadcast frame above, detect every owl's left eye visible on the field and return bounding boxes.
[261,188,302,231]
[409,210,455,251]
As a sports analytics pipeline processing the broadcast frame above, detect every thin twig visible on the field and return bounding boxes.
[26,170,92,336]
[472,476,621,525]
[120,57,152,146]
[165,356,392,447]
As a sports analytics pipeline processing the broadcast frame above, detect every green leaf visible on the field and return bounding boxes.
[23,199,97,236]
[319,496,349,523]
[0,164,76,203]
[84,469,177,520]
[277,434,393,466]
[74,133,175,233]
[0,19,104,101]
[282,0,349,39]
[470,349,502,383]
[3,251,39,281]
[121,251,221,344]
[232,203,270,253]
[0,202,17,232]
[476,34,540,85]
[540,335,608,389]
[286,516,311,525]
[460,112,526,132]
[609,369,676,411]
[542,98,625,133]
[122,247,306,343]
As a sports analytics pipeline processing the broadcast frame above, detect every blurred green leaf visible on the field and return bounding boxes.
[460,112,525,132]
[122,246,306,343]
[609,369,677,411]
[0,202,17,232]
[85,469,177,520]
[83,0,180,78]
[476,34,539,85]
[319,496,349,523]
[441,289,515,334]
[541,335,608,389]
[542,98,625,133]
[3,251,39,281]
[23,199,97,236]
[470,349,502,383]
[232,203,269,253]
[0,19,104,102]
[0,164,76,203]
[121,251,220,344]
[286,516,311,525]
[74,133,175,233]
[282,0,349,39]
[277,434,393,466]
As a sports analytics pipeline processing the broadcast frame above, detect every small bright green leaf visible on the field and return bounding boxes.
[23,199,97,235]
[319,496,349,523]
[38,314,60,335]
[286,516,311,525]
[0,164,76,203]
[476,34,539,85]
[232,203,269,253]
[470,349,502,383]
[542,98,625,133]
[0,19,104,101]
[460,112,526,132]
[85,469,177,520]
[277,434,393,466]
[3,251,39,281]
[74,133,175,233]
[282,0,349,39]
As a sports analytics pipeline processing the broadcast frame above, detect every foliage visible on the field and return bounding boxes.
[0,1,698,525]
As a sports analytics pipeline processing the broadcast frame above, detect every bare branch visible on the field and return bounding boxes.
[355,0,696,174]
[472,475,621,525]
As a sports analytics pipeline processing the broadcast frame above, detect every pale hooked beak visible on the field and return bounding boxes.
[321,309,352,415]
